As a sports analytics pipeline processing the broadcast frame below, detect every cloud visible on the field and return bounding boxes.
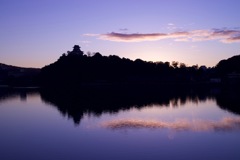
[80,40,91,44]
[167,23,178,30]
[84,33,100,37]
[224,35,240,43]
[100,32,169,42]
[168,23,175,26]
[102,117,240,132]
[85,28,240,43]
[119,28,128,31]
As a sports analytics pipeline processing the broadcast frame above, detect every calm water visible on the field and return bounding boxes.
[0,88,240,160]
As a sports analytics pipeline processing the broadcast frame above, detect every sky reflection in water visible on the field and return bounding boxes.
[1,89,240,160]
[95,98,240,132]
[102,117,240,131]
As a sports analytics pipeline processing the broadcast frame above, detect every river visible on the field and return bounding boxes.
[0,87,240,160]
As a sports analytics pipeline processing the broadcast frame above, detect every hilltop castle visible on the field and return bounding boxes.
[69,45,84,56]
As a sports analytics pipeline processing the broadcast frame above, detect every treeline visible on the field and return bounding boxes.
[1,45,239,87]
[216,55,240,75]
[40,45,219,86]
[0,63,40,86]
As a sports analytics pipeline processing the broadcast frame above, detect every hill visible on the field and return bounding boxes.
[0,63,40,86]
[216,55,240,75]
[40,45,212,87]
[1,45,239,87]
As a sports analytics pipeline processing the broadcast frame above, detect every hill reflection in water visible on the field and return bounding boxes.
[0,86,240,126]
[39,85,240,125]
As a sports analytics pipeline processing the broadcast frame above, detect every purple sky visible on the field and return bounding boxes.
[0,0,240,68]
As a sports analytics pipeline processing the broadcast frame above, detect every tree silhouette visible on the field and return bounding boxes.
[39,45,240,87]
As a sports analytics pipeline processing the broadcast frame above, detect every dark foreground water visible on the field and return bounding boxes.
[0,87,240,160]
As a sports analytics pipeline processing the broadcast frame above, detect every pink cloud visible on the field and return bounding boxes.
[85,28,240,43]
[100,32,168,42]
[224,35,240,43]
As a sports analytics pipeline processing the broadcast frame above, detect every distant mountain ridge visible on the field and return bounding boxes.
[0,63,40,86]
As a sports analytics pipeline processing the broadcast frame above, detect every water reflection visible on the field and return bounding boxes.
[0,87,38,103]
[102,117,240,131]
[1,86,240,126]
[39,86,240,125]
[216,88,240,115]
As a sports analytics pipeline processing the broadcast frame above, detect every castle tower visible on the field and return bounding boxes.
[71,45,84,56]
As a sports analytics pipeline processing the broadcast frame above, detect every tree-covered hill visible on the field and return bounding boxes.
[1,45,239,87]
[0,63,40,86]
[40,45,212,87]
[216,55,240,75]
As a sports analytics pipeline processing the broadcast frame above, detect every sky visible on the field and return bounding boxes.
[0,0,240,68]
